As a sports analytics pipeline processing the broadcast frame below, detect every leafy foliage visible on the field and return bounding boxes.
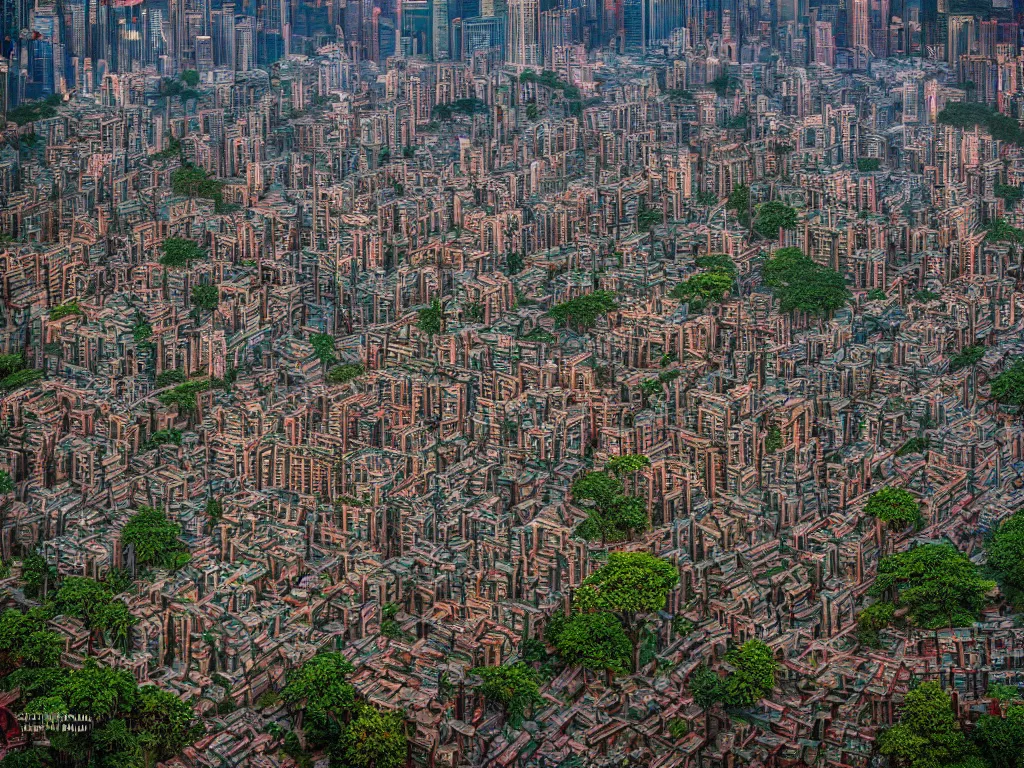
[986,219,1024,243]
[6,94,62,125]
[190,285,219,312]
[550,611,632,674]
[689,663,724,710]
[870,544,994,629]
[0,368,43,392]
[282,652,357,747]
[549,291,618,332]
[938,102,1024,144]
[764,425,783,454]
[878,681,972,768]
[992,359,1024,409]
[469,663,541,727]
[0,471,12,495]
[49,301,82,321]
[572,471,647,543]
[121,507,189,570]
[949,345,985,372]
[973,702,1024,768]
[341,705,408,768]
[144,428,182,449]
[996,184,1023,204]
[762,248,850,315]
[856,601,895,647]
[987,509,1024,606]
[327,363,366,384]
[637,202,662,232]
[171,165,224,208]
[309,333,337,366]
[157,378,210,410]
[160,238,207,268]
[865,487,922,530]
[417,298,444,336]
[722,639,777,707]
[576,552,679,617]
[753,201,798,239]
[0,608,63,671]
[857,158,882,171]
[670,269,733,304]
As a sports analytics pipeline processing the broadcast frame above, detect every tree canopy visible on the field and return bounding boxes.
[309,333,337,366]
[878,681,973,768]
[762,247,850,316]
[190,284,219,312]
[550,611,632,674]
[987,509,1024,606]
[870,543,994,629]
[121,506,189,570]
[865,487,922,530]
[469,663,542,728]
[721,639,777,707]
[160,238,207,269]
[342,705,408,768]
[549,291,618,332]
[571,470,648,544]
[992,359,1024,410]
[282,652,357,747]
[753,201,798,239]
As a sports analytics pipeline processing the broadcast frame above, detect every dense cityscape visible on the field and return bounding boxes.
[4,0,1024,765]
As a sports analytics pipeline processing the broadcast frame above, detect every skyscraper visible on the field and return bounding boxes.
[507,0,540,65]
[432,0,451,59]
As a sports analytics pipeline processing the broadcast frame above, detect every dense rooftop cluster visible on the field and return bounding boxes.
[5,13,1024,768]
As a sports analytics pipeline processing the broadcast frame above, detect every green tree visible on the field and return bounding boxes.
[171,166,223,207]
[159,238,206,269]
[548,291,618,332]
[0,608,62,673]
[878,681,972,768]
[54,577,115,653]
[20,552,55,599]
[865,487,922,530]
[949,345,985,372]
[992,359,1024,412]
[469,663,541,728]
[670,270,734,304]
[575,553,678,671]
[987,509,1024,606]
[856,601,895,647]
[550,611,632,676]
[282,652,356,747]
[93,719,143,768]
[753,201,797,239]
[121,507,189,570]
[417,298,444,336]
[309,333,337,367]
[727,184,750,225]
[763,248,850,316]
[721,639,777,707]
[56,660,140,722]
[133,685,202,767]
[327,363,366,384]
[870,544,994,629]
[0,470,12,495]
[689,663,724,712]
[180,70,199,87]
[341,705,407,768]
[571,471,647,544]
[973,703,1024,768]
[190,284,219,312]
